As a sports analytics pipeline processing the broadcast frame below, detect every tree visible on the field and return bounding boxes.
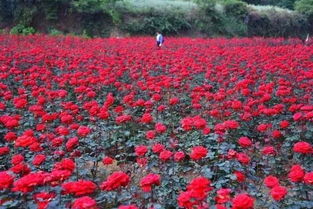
[295,0,313,32]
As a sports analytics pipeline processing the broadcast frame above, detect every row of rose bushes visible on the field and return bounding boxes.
[0,35,312,209]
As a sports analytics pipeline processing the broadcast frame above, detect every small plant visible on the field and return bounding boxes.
[10,24,36,35]
[48,28,63,36]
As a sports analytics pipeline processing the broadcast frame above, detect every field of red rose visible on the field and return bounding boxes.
[0,35,312,209]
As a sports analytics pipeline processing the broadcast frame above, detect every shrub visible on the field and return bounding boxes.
[122,11,192,35]
[247,5,309,37]
[223,0,249,20]
[195,0,248,37]
[10,24,36,35]
[48,28,63,36]
[295,0,313,32]
[295,0,313,17]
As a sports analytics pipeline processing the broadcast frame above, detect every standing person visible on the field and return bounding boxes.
[156,32,164,48]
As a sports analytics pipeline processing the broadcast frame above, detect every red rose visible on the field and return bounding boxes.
[33,154,46,166]
[288,164,305,182]
[304,172,313,185]
[280,120,289,129]
[232,100,242,109]
[224,120,239,129]
[202,127,211,135]
[52,137,63,147]
[169,97,179,105]
[72,196,98,209]
[0,146,9,156]
[11,154,24,165]
[33,192,56,209]
[264,176,279,188]
[190,146,207,160]
[102,157,113,165]
[238,137,252,148]
[46,170,71,185]
[293,141,312,154]
[140,173,160,192]
[98,109,110,120]
[155,123,167,133]
[0,172,14,190]
[145,130,156,140]
[118,205,139,209]
[4,132,17,141]
[101,171,130,191]
[293,112,302,121]
[62,180,97,196]
[12,172,46,193]
[216,204,227,209]
[36,123,46,131]
[140,113,153,124]
[157,105,166,112]
[234,171,246,182]
[257,124,268,132]
[15,134,38,148]
[232,193,254,209]
[177,191,195,208]
[66,137,79,151]
[272,130,282,139]
[193,116,207,129]
[262,146,276,155]
[270,185,288,201]
[54,158,76,172]
[116,115,132,124]
[181,117,193,131]
[135,145,148,156]
[159,150,172,161]
[13,98,27,109]
[152,144,165,153]
[136,157,148,167]
[215,188,231,204]
[61,114,73,124]
[10,162,30,175]
[56,126,70,136]
[188,177,212,199]
[174,151,185,162]
[236,153,250,164]
[77,126,91,137]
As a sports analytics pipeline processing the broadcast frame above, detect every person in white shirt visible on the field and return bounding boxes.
[156,32,164,47]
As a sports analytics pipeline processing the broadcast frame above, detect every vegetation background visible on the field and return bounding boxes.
[0,0,312,38]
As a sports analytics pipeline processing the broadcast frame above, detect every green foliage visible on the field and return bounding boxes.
[72,0,121,26]
[48,28,63,36]
[122,12,192,35]
[0,0,310,37]
[241,0,297,9]
[14,6,38,26]
[295,0,313,17]
[194,0,248,36]
[116,0,198,14]
[41,1,61,21]
[221,16,248,36]
[223,0,248,20]
[80,12,113,37]
[10,24,36,35]
[295,0,313,32]
[247,6,309,37]
[71,0,108,13]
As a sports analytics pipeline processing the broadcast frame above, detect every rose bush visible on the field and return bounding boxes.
[0,35,312,208]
